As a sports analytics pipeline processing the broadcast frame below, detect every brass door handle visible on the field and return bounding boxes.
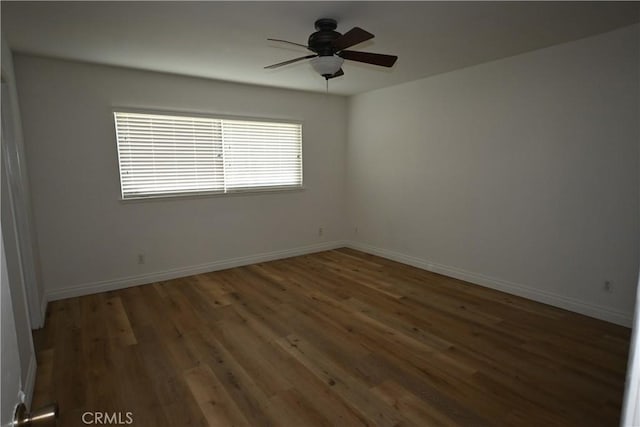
[13,403,58,427]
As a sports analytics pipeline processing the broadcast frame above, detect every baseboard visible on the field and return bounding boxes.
[36,295,47,329]
[46,240,347,302]
[43,238,633,327]
[346,241,633,327]
[23,353,37,409]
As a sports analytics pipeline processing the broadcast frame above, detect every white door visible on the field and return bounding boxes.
[0,79,36,426]
[621,279,640,426]
[1,231,23,426]
[0,79,42,330]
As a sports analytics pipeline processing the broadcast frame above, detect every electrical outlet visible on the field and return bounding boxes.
[604,280,613,293]
[318,227,324,237]
[137,254,145,265]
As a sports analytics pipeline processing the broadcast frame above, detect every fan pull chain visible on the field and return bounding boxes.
[326,78,328,93]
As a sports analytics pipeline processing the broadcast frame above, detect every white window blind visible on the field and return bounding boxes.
[114,111,302,199]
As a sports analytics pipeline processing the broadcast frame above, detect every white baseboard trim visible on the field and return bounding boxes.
[345,241,633,327]
[46,240,347,302]
[23,353,37,409]
[36,295,47,329]
[43,239,632,327]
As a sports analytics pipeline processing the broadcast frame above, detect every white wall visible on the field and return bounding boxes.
[347,25,640,326]
[13,55,348,300]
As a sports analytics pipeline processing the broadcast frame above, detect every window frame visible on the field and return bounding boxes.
[112,108,305,201]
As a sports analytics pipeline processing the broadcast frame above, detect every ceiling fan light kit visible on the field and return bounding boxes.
[266,18,398,81]
[310,55,344,77]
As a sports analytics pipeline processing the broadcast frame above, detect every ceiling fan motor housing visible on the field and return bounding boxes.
[309,18,341,56]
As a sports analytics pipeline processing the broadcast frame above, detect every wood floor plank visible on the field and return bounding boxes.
[268,389,333,427]
[212,319,294,398]
[104,296,137,346]
[372,380,458,427]
[185,330,278,426]
[274,334,412,427]
[227,304,371,426]
[32,249,630,426]
[184,365,252,427]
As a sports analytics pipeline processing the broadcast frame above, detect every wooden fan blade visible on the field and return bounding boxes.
[264,54,318,69]
[332,27,374,51]
[267,38,313,51]
[339,50,397,67]
[327,68,344,79]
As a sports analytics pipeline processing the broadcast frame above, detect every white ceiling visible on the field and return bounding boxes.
[2,1,639,96]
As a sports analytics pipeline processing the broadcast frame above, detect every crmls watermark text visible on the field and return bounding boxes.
[81,411,134,425]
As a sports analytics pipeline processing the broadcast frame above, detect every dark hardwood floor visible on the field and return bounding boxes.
[32,248,631,426]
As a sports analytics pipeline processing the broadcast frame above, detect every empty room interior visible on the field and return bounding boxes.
[1,1,640,426]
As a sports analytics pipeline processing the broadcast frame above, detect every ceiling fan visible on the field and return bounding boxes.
[265,18,398,80]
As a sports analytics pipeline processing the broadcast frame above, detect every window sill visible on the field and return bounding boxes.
[119,186,305,203]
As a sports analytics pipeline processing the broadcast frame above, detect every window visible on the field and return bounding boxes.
[113,111,303,199]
